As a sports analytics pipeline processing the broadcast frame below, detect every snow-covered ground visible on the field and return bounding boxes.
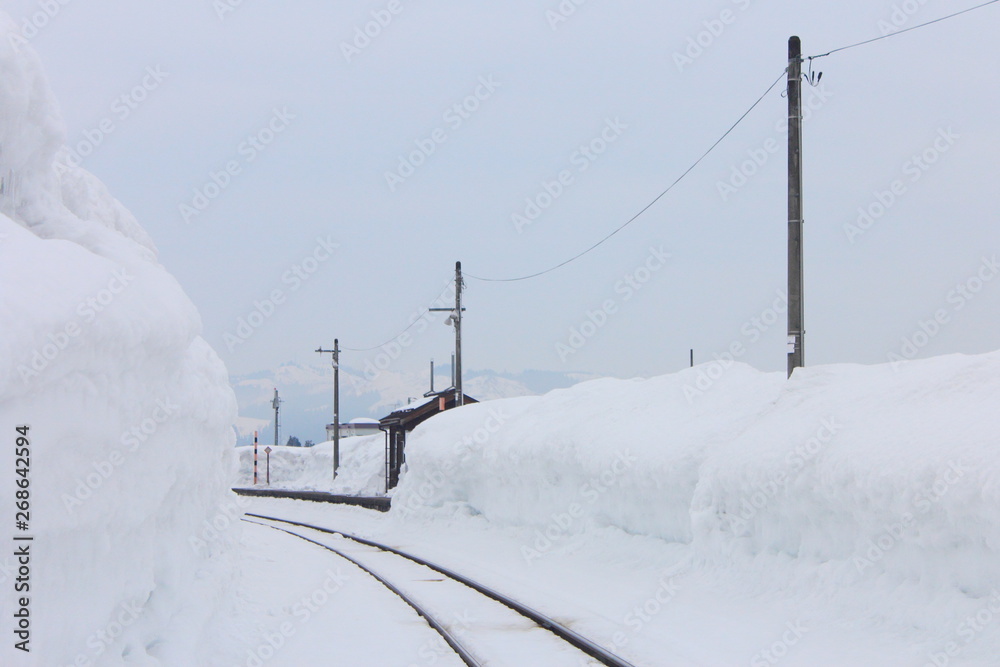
[229,352,1000,665]
[4,5,1000,666]
[234,435,386,495]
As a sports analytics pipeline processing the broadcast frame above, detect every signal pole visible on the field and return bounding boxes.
[787,36,805,377]
[316,340,340,480]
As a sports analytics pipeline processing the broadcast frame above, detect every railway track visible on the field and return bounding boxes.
[244,513,638,667]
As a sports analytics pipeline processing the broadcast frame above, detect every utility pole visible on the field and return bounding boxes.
[454,261,463,406]
[430,261,465,407]
[787,35,805,377]
[316,340,340,480]
[271,388,281,449]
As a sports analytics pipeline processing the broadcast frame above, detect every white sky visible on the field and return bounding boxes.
[9,0,1000,378]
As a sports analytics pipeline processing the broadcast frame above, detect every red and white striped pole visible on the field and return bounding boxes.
[253,431,259,485]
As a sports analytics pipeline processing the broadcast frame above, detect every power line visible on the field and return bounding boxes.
[340,2,999,349]
[340,280,456,352]
[465,70,786,283]
[466,0,999,284]
[808,0,1000,61]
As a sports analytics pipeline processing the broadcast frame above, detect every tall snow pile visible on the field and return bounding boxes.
[395,354,1000,644]
[0,14,239,666]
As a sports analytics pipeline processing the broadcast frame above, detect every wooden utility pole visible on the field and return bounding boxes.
[787,36,805,377]
[315,340,340,480]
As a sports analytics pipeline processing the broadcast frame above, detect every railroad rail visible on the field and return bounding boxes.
[245,513,638,667]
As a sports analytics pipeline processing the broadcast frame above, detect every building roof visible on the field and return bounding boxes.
[379,392,478,431]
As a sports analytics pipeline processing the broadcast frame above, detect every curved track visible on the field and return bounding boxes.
[245,513,638,667]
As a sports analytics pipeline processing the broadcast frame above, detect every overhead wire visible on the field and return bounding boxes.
[466,0,1000,284]
[339,0,1000,348]
[464,70,787,283]
[340,279,456,352]
[808,0,1000,61]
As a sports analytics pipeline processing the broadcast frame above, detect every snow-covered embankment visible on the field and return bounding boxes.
[394,354,1000,649]
[0,14,240,665]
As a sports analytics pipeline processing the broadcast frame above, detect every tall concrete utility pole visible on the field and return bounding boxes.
[787,36,805,377]
[315,340,340,480]
[430,262,465,407]
[271,388,280,449]
[454,261,464,406]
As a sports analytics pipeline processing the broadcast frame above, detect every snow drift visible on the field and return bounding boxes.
[394,353,1000,620]
[0,13,239,666]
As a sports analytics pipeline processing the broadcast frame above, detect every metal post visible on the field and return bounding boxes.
[690,349,694,368]
[253,431,258,485]
[787,36,805,377]
[333,338,340,481]
[455,261,463,406]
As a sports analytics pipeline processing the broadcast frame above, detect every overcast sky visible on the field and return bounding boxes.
[8,0,1000,381]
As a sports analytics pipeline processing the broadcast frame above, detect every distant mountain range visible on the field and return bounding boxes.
[230,362,597,446]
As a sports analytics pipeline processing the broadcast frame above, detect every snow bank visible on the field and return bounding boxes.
[394,353,1000,605]
[235,435,386,496]
[0,14,239,665]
